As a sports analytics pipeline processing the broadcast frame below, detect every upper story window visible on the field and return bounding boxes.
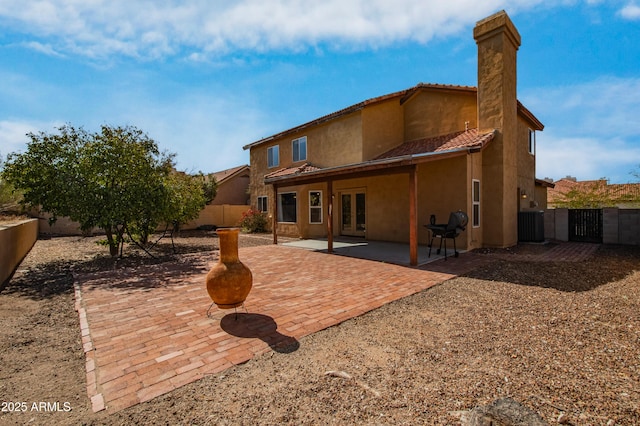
[292,136,307,162]
[267,145,279,168]
[528,129,535,155]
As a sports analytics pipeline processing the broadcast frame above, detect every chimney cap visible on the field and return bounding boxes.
[473,10,521,48]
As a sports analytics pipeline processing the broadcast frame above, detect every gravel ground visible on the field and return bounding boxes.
[0,232,639,425]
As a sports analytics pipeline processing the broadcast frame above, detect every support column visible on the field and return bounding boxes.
[272,185,278,245]
[327,179,334,253]
[409,167,418,266]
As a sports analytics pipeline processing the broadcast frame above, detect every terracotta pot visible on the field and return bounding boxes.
[206,228,252,309]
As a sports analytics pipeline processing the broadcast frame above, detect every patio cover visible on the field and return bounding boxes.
[263,128,496,266]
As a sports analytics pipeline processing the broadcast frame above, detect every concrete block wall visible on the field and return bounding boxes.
[544,209,556,241]
[0,219,38,287]
[618,209,640,245]
[554,208,569,242]
[544,208,639,245]
[603,208,619,245]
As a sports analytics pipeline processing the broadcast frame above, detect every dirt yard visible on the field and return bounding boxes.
[0,232,638,425]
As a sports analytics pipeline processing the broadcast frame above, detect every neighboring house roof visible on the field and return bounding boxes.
[211,165,249,185]
[243,83,542,151]
[548,178,640,206]
[264,128,495,185]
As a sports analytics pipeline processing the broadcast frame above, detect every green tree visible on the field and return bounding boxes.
[0,153,23,214]
[554,179,611,208]
[2,124,207,256]
[156,171,215,234]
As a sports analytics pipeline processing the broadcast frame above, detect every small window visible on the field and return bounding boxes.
[528,129,535,155]
[277,192,297,223]
[309,191,322,224]
[292,136,307,162]
[472,179,480,228]
[257,196,268,213]
[267,145,279,168]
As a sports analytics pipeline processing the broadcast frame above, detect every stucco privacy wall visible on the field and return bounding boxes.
[37,204,249,236]
[39,214,98,236]
[0,219,38,287]
[183,204,250,230]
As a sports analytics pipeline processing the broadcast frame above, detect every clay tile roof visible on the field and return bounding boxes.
[548,178,640,204]
[375,128,495,160]
[264,163,322,179]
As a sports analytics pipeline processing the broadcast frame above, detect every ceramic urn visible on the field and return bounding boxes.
[206,228,252,309]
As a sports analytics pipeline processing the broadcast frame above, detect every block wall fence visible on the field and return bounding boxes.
[0,219,38,288]
[544,208,640,246]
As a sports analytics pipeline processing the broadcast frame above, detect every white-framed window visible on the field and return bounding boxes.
[528,129,535,155]
[309,190,322,224]
[277,192,297,223]
[257,196,268,213]
[267,145,279,168]
[292,136,307,162]
[472,179,481,228]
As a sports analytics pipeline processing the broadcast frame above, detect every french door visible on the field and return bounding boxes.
[340,190,366,237]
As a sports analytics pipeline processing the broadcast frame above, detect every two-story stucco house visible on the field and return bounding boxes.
[243,11,545,265]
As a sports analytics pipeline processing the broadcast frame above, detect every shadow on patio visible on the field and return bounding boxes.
[280,237,460,267]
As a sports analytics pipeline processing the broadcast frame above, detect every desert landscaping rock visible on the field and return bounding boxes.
[0,232,639,425]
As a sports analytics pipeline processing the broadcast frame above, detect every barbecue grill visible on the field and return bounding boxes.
[425,211,468,260]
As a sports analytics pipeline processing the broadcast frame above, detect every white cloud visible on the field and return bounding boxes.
[536,134,640,183]
[101,91,270,174]
[522,77,640,183]
[524,77,640,139]
[0,120,60,158]
[22,41,65,57]
[619,2,640,19]
[0,0,555,59]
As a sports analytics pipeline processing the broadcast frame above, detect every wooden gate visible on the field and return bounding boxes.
[568,209,602,243]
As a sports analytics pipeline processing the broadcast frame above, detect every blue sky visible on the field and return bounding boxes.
[0,1,639,183]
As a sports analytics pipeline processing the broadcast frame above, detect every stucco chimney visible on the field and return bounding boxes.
[474,10,521,247]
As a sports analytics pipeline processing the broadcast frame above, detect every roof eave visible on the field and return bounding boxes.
[215,164,250,185]
[517,101,544,131]
[264,146,478,186]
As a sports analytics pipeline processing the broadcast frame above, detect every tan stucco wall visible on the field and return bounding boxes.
[183,204,250,230]
[0,219,38,286]
[403,90,477,141]
[466,152,484,250]
[516,117,537,211]
[212,174,250,206]
[38,214,99,236]
[361,98,404,160]
[534,186,548,210]
[248,112,364,211]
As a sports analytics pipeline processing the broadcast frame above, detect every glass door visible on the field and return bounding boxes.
[340,190,366,237]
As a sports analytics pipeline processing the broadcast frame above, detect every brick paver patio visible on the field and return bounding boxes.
[74,244,489,413]
[74,241,597,413]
